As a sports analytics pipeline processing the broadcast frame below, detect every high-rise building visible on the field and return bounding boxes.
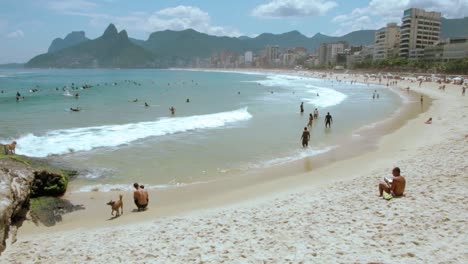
[424,37,468,61]
[266,45,280,63]
[244,51,253,64]
[374,23,400,60]
[318,42,347,65]
[399,8,441,59]
[318,44,327,65]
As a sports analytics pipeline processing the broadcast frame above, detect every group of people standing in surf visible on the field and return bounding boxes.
[299,101,333,148]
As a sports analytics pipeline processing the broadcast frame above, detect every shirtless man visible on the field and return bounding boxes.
[133,182,149,211]
[325,112,333,128]
[301,127,310,147]
[379,167,406,197]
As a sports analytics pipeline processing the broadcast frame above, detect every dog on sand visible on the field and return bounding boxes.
[106,194,123,217]
[2,141,16,155]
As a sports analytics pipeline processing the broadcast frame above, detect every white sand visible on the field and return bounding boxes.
[1,73,467,263]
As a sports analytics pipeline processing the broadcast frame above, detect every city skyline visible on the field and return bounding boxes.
[1,0,468,63]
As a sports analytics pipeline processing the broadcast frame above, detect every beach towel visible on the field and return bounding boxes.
[383,191,393,200]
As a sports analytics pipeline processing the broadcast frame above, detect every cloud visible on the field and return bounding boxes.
[60,5,243,37]
[6,29,24,38]
[332,0,468,35]
[252,0,337,18]
[144,6,241,36]
[48,0,97,12]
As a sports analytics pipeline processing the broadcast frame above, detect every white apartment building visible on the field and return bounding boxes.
[244,51,253,64]
[373,23,400,60]
[399,8,441,59]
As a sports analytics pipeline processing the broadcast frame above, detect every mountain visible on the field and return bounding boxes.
[137,29,377,62]
[29,16,468,68]
[440,17,468,39]
[48,31,89,53]
[27,24,157,68]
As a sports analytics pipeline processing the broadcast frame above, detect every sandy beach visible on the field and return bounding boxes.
[1,71,467,263]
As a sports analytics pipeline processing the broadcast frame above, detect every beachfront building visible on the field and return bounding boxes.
[374,23,400,60]
[347,45,374,69]
[399,8,441,59]
[266,45,280,64]
[424,37,468,61]
[318,41,348,65]
[244,51,253,65]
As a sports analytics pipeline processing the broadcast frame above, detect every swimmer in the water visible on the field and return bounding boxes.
[169,106,175,115]
[307,113,313,127]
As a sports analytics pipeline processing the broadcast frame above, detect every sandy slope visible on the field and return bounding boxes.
[1,74,467,263]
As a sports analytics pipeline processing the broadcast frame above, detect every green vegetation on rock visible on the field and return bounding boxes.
[30,170,68,198]
[29,197,84,226]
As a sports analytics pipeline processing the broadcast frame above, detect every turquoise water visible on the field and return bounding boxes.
[0,69,401,191]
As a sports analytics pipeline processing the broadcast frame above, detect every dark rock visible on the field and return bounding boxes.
[29,197,84,227]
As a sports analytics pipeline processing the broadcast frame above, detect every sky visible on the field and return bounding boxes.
[1,0,468,63]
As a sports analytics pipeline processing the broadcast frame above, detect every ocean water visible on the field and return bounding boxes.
[0,69,401,192]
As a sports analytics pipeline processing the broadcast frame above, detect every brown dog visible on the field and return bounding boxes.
[106,194,123,217]
[3,141,16,155]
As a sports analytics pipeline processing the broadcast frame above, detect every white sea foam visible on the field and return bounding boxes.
[303,84,348,108]
[248,146,337,169]
[76,183,170,192]
[75,180,203,193]
[248,75,347,108]
[15,108,252,157]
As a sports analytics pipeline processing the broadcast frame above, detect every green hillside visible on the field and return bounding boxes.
[27,24,156,68]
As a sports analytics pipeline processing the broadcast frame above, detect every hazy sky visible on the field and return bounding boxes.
[1,0,467,63]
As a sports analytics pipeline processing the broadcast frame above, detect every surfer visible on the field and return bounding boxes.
[186,98,190,103]
[144,102,149,107]
[70,107,80,112]
[169,106,176,115]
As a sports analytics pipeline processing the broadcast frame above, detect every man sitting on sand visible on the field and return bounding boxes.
[379,167,406,197]
[133,182,149,211]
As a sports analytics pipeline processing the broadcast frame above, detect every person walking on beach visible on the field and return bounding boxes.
[300,102,304,114]
[307,113,313,127]
[133,183,149,211]
[301,127,310,147]
[314,108,319,119]
[378,167,406,197]
[325,112,333,128]
[462,86,466,96]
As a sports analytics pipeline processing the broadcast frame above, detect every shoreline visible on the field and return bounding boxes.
[2,69,466,262]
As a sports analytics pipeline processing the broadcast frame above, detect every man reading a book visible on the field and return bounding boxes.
[379,167,406,197]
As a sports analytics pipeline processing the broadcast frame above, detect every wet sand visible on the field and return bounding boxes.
[2,72,466,263]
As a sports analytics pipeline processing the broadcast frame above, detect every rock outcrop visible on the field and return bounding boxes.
[0,159,35,253]
[0,156,77,254]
